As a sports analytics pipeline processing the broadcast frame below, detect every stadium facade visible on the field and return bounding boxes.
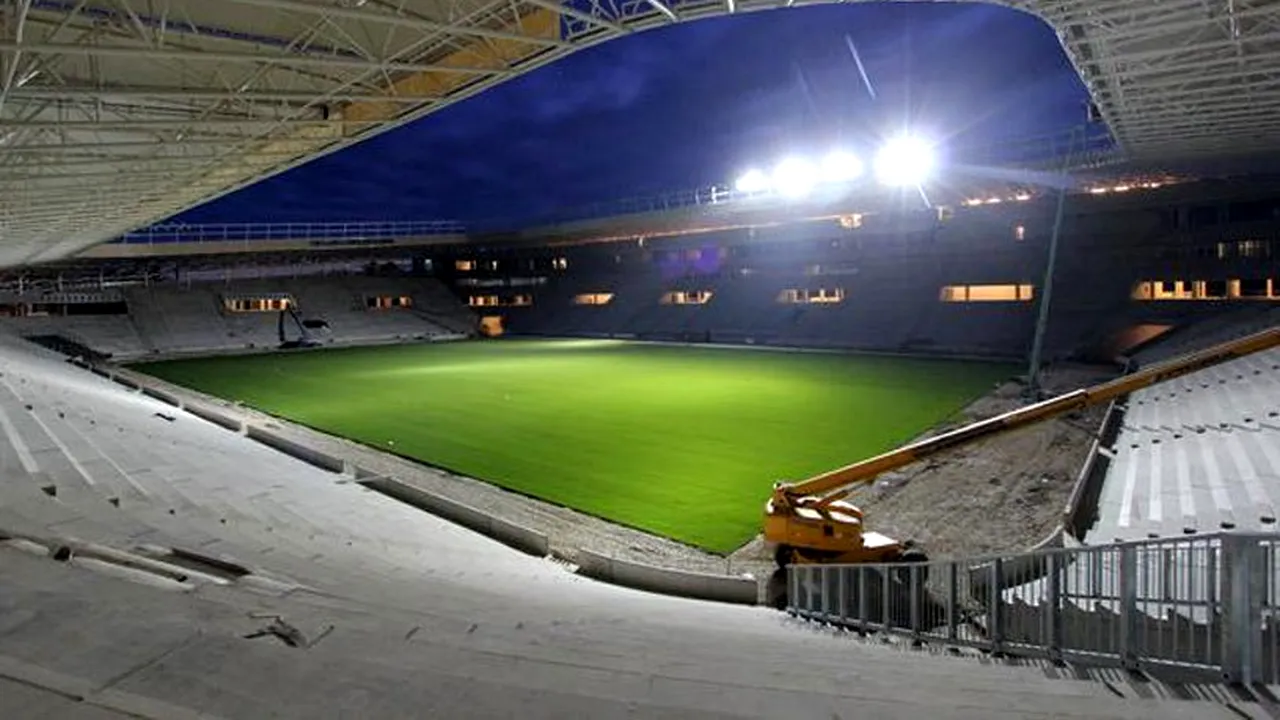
[8,171,1279,365]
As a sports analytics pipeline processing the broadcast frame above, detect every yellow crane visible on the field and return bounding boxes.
[764,325,1280,569]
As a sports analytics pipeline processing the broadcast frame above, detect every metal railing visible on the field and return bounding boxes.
[786,532,1280,684]
[114,220,466,245]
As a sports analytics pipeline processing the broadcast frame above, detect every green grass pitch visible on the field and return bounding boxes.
[135,339,1014,553]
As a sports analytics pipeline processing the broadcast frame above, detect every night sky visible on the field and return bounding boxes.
[174,4,1089,228]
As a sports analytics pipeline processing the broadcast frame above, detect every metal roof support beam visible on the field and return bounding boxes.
[10,85,443,103]
[0,41,511,75]
[0,149,316,167]
[518,0,627,35]
[0,0,35,118]
[0,137,318,152]
[1072,30,1280,67]
[1090,71,1280,98]
[217,0,568,47]
[1105,48,1280,83]
[641,0,678,22]
[0,118,378,130]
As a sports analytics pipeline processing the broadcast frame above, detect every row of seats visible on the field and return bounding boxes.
[0,276,474,359]
[510,276,1042,358]
[0,331,1215,718]
[1089,334,1280,543]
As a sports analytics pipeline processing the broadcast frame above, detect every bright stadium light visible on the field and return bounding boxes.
[734,168,771,194]
[771,157,818,198]
[874,135,935,187]
[820,151,863,184]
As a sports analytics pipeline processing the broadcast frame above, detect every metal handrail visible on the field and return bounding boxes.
[786,531,1280,683]
[114,220,467,245]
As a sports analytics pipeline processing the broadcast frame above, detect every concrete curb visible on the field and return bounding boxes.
[141,386,183,409]
[358,475,549,558]
[245,425,345,474]
[183,402,243,433]
[575,549,758,606]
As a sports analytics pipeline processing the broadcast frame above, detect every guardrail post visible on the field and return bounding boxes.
[787,565,799,615]
[857,566,869,634]
[882,564,892,631]
[837,566,848,626]
[989,558,1004,655]
[1118,544,1139,669]
[947,562,959,643]
[1220,535,1265,684]
[820,567,831,621]
[910,565,922,642]
[1045,553,1063,663]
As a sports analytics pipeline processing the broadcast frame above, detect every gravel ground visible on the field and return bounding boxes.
[115,359,1117,580]
[842,364,1117,561]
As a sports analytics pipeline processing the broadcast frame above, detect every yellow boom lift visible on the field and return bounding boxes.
[764,325,1280,569]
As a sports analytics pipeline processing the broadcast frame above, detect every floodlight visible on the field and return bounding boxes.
[874,136,935,187]
[734,168,770,194]
[771,157,818,198]
[820,151,863,184]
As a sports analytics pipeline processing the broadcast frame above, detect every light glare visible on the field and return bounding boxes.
[771,157,818,198]
[734,168,770,193]
[874,136,935,187]
[820,151,863,183]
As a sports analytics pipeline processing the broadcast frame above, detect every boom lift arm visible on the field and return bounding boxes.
[764,326,1280,567]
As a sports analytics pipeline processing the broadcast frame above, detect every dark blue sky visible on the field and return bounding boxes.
[176,4,1088,228]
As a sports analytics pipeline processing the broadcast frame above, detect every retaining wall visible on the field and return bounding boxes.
[575,549,758,605]
[358,476,549,557]
[1063,399,1125,540]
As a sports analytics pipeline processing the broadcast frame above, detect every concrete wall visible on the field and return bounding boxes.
[575,549,758,606]
[358,476,549,557]
[1063,399,1125,541]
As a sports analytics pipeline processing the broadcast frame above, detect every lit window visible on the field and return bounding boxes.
[1238,240,1270,258]
[660,290,713,305]
[1132,278,1280,301]
[837,214,863,229]
[223,295,296,313]
[777,288,845,304]
[574,293,615,306]
[940,284,1034,303]
[551,257,568,270]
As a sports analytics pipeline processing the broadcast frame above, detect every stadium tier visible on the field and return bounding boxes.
[0,314,1263,718]
[1,174,1279,713]
[1091,309,1280,543]
[0,276,474,359]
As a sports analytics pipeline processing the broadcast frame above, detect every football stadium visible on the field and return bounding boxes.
[2,1,1280,718]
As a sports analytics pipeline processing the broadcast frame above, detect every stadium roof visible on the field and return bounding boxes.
[1,0,1279,267]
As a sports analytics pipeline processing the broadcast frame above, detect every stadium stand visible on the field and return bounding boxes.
[1087,311,1280,545]
[0,276,475,360]
[0,329,1232,718]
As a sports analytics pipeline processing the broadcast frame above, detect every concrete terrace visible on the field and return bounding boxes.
[0,331,1266,718]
